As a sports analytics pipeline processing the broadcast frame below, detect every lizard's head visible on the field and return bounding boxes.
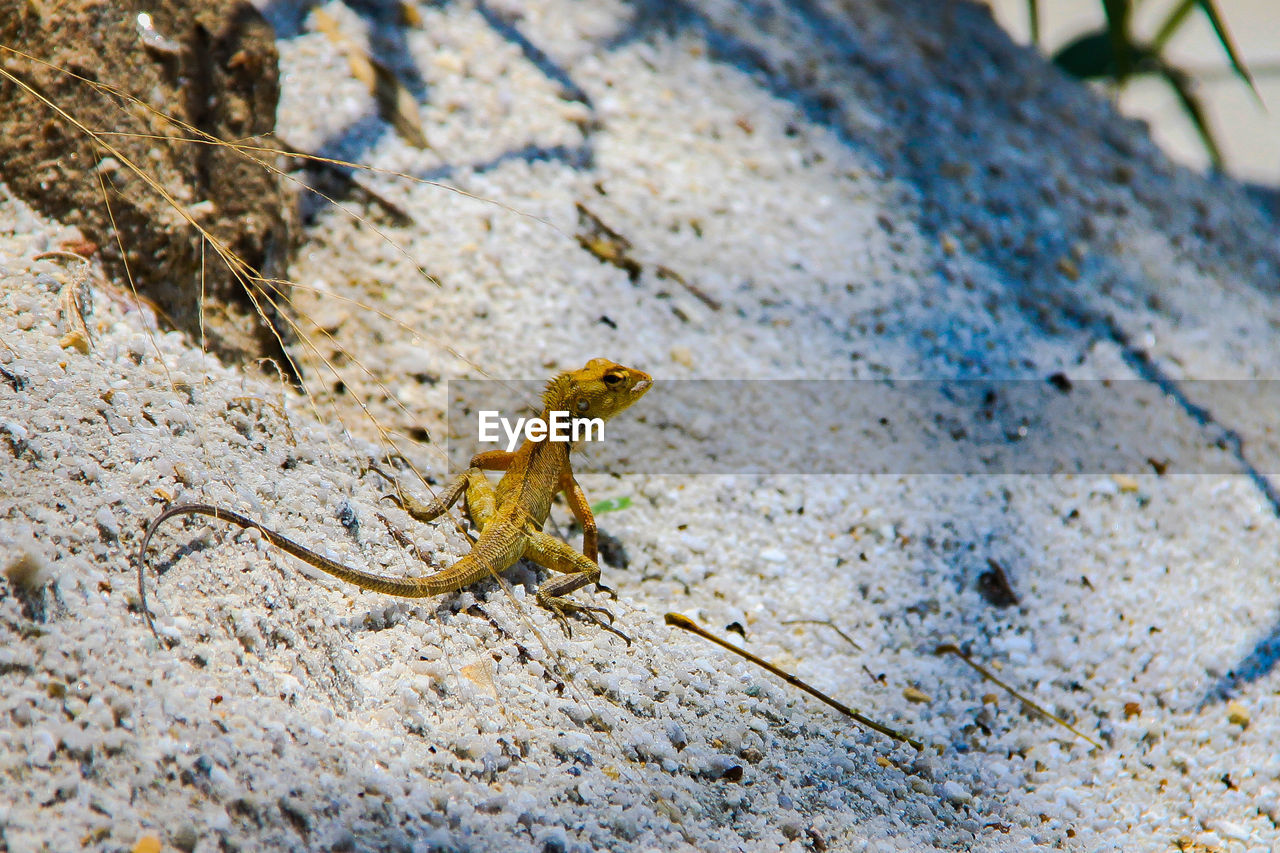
[543,358,652,421]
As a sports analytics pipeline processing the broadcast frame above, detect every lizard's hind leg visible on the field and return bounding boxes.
[524,530,629,643]
[387,466,495,525]
[462,468,497,531]
[385,468,469,522]
[381,467,498,566]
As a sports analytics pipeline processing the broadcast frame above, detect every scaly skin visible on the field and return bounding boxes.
[137,358,652,638]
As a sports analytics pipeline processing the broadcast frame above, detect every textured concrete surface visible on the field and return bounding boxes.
[3,1,1280,850]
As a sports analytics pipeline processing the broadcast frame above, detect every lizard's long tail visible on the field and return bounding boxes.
[136,503,502,636]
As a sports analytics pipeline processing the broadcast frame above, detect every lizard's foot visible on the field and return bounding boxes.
[366,461,402,487]
[594,581,619,601]
[538,594,631,645]
[579,608,632,646]
[547,602,575,639]
[368,463,411,509]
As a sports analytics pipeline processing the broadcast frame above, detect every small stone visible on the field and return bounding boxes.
[431,50,464,74]
[1111,474,1139,493]
[1056,256,1080,281]
[1226,700,1250,728]
[132,837,162,853]
[1124,702,1141,718]
[940,780,971,804]
[902,686,932,704]
[95,506,119,539]
[329,829,357,852]
[666,722,688,751]
[1209,819,1249,842]
[28,729,57,765]
[4,547,47,592]
[171,824,199,853]
[59,328,90,354]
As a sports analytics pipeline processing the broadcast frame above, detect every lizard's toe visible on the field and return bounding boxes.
[538,595,576,638]
[553,610,574,639]
[589,614,631,646]
[537,593,629,642]
[580,606,631,644]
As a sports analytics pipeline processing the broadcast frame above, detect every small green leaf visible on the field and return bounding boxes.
[591,496,632,514]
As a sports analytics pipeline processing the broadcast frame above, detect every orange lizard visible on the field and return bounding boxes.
[137,358,652,639]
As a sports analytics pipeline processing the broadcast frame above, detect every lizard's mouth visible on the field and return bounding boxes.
[632,379,651,394]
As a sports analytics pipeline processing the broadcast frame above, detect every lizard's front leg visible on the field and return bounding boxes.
[523,530,629,643]
[558,470,598,564]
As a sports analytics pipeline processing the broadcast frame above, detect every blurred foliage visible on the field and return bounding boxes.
[1030,0,1258,169]
[590,496,633,514]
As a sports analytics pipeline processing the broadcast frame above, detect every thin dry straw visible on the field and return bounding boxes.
[934,644,1102,749]
[666,613,922,750]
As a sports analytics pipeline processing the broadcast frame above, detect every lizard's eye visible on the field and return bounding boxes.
[603,372,623,387]
[576,398,590,413]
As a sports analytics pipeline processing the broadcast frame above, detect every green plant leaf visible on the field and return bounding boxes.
[1025,0,1041,47]
[1049,0,1255,171]
[1159,62,1224,168]
[1194,0,1259,100]
[1151,0,1196,53]
[591,496,632,514]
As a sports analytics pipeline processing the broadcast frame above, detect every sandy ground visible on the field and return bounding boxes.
[4,1,1280,851]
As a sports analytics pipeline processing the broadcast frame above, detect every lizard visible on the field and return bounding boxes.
[137,358,652,640]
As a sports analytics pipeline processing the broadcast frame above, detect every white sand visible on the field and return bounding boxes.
[3,1,1280,850]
